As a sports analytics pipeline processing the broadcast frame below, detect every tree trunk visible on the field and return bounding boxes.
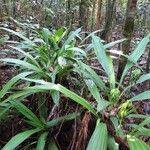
[91,0,96,31]
[79,0,89,31]
[101,0,116,42]
[96,0,102,36]
[117,0,138,81]
[66,0,71,27]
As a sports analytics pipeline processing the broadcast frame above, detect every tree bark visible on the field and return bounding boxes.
[66,0,71,27]
[117,0,138,81]
[79,0,89,31]
[96,0,102,35]
[101,0,116,42]
[91,0,96,31]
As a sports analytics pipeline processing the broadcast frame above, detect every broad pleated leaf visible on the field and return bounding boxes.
[104,39,126,49]
[92,35,115,88]
[97,100,110,112]
[107,136,119,150]
[129,124,150,136]
[126,114,148,119]
[0,89,42,107]
[136,73,150,84]
[120,33,150,84]
[135,127,150,137]
[85,79,110,112]
[0,27,35,46]
[9,46,39,67]
[9,100,43,128]
[61,28,81,51]
[130,91,150,101]
[110,117,124,136]
[85,79,101,102]
[51,90,60,106]
[0,35,9,44]
[130,117,150,135]
[0,58,41,72]
[23,79,97,116]
[36,132,48,150]
[0,106,10,120]
[48,140,59,150]
[0,71,33,98]
[47,112,80,128]
[53,27,66,43]
[2,128,40,150]
[77,61,106,91]
[127,135,150,150]
[87,121,108,150]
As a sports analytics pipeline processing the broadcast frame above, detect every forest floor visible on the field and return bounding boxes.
[0,26,150,149]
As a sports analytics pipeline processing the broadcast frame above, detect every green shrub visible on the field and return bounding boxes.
[0,27,150,149]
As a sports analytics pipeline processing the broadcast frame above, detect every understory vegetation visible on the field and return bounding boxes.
[0,0,150,150]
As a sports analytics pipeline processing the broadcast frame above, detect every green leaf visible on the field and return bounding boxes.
[48,139,58,150]
[56,84,97,116]
[129,124,150,137]
[61,28,81,51]
[104,39,126,49]
[0,106,11,120]
[53,27,66,43]
[38,94,47,122]
[92,35,115,88]
[126,114,148,119]
[51,90,60,106]
[0,27,35,46]
[87,120,108,150]
[97,100,110,112]
[0,58,41,72]
[130,91,150,101]
[127,135,150,150]
[40,28,51,46]
[0,89,41,107]
[0,35,9,44]
[9,100,43,128]
[110,117,124,136]
[46,112,80,128]
[136,74,150,84]
[2,128,40,150]
[135,127,150,137]
[130,116,150,135]
[0,71,33,98]
[85,79,101,102]
[107,136,119,150]
[68,47,86,57]
[36,132,48,150]
[9,46,40,67]
[77,61,106,91]
[23,79,97,116]
[120,33,150,84]
[85,79,110,112]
